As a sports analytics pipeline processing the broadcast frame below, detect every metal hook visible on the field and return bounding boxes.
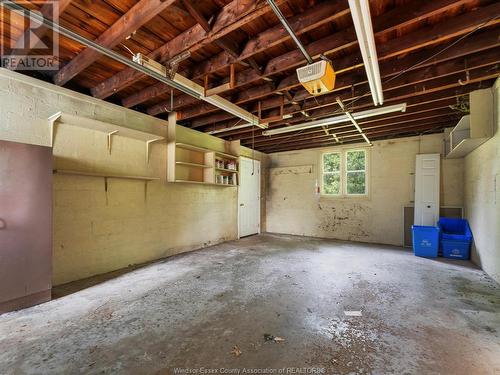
[458,70,470,86]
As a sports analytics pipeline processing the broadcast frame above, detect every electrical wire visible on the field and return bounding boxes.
[120,43,135,57]
[252,114,255,175]
[229,118,244,130]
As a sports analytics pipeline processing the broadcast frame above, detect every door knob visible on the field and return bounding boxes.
[0,219,6,229]
[240,203,244,206]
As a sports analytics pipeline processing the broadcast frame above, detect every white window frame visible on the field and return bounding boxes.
[344,149,368,196]
[320,147,369,198]
[321,151,341,196]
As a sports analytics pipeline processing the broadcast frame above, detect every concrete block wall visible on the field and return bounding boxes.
[266,134,464,246]
[0,69,244,285]
[465,78,500,284]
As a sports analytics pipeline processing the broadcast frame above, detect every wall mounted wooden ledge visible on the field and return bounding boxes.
[53,169,160,181]
[48,112,165,162]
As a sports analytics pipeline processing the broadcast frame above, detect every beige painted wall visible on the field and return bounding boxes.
[0,69,263,285]
[465,78,500,284]
[266,134,464,246]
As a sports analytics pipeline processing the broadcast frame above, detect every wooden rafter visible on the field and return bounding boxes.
[90,0,289,99]
[181,0,240,59]
[249,110,462,148]
[222,66,500,141]
[53,0,177,86]
[123,0,350,110]
[244,98,460,145]
[177,1,500,123]
[152,0,490,119]
[4,0,72,69]
[188,43,500,130]
[2,0,498,152]
[261,120,459,153]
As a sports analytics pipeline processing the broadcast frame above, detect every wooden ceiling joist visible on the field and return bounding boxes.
[240,105,464,146]
[180,0,244,61]
[248,111,462,149]
[248,29,499,107]
[178,1,500,122]
[258,118,459,152]
[53,0,177,86]
[189,45,500,131]
[244,101,461,147]
[4,0,72,66]
[3,0,498,152]
[255,48,500,124]
[227,68,499,142]
[152,0,482,118]
[259,119,459,153]
[127,0,351,110]
[90,0,289,100]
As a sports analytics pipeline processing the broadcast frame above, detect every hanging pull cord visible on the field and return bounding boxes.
[252,116,255,176]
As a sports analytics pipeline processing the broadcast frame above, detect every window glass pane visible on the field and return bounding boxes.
[346,172,366,194]
[323,153,340,172]
[347,150,365,171]
[323,173,340,195]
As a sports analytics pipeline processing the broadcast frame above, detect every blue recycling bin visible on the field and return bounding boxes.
[438,218,473,260]
[412,225,440,258]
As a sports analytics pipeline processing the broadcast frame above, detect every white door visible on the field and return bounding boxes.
[414,154,440,226]
[239,157,260,237]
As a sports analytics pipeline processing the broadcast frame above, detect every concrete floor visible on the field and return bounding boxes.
[1,234,500,375]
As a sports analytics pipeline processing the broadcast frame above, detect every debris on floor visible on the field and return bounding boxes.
[344,310,362,317]
[264,334,285,343]
[230,345,242,357]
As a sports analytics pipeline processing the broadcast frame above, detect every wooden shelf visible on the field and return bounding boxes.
[167,117,241,186]
[176,161,212,168]
[53,169,160,181]
[49,112,165,143]
[174,179,237,187]
[445,89,493,158]
[176,142,212,153]
[216,151,238,159]
[216,167,238,173]
[446,138,489,158]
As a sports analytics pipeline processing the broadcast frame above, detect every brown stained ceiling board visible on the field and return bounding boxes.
[1,0,499,152]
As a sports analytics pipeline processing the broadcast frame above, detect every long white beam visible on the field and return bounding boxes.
[349,0,384,105]
[262,103,407,136]
[0,0,266,130]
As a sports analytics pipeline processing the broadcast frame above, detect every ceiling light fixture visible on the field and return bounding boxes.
[349,0,383,106]
[262,103,407,136]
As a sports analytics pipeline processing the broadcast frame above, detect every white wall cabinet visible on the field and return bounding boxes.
[446,88,494,158]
